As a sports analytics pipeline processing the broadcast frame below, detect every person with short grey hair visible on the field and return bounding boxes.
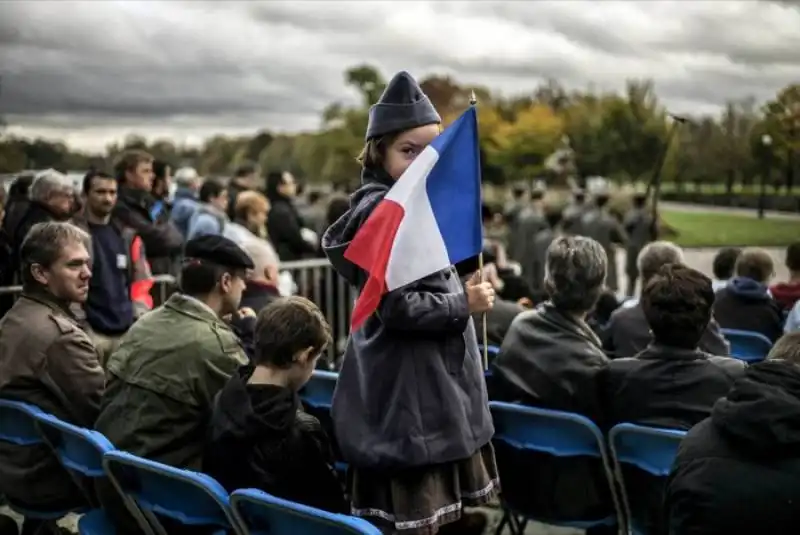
[604,240,729,358]
[170,167,203,238]
[29,169,74,208]
[5,171,76,290]
[240,238,282,310]
[544,235,609,315]
[0,221,103,520]
[489,235,611,521]
[491,235,609,415]
[637,241,684,286]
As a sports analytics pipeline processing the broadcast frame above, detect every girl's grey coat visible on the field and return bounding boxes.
[322,167,494,469]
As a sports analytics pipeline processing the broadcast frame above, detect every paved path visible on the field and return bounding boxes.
[661,201,800,220]
[613,246,788,297]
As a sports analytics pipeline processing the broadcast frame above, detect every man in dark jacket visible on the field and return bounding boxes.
[581,192,626,293]
[204,296,347,513]
[112,149,183,279]
[490,236,613,528]
[604,241,730,358]
[713,247,784,342]
[599,264,745,535]
[666,332,800,535]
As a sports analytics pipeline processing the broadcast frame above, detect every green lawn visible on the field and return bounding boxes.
[663,210,800,248]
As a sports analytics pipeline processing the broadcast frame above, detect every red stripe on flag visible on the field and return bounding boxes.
[343,200,406,330]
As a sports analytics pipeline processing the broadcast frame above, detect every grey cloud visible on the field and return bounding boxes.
[0,0,798,151]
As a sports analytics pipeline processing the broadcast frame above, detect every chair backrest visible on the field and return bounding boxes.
[102,450,240,533]
[231,488,381,535]
[300,370,339,410]
[0,399,47,446]
[479,344,501,357]
[721,328,772,363]
[489,401,606,458]
[35,412,113,478]
[609,423,687,477]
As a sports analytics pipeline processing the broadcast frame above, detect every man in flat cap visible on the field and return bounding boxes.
[94,234,254,533]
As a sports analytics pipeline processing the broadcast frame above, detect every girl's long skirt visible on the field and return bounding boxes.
[349,443,500,535]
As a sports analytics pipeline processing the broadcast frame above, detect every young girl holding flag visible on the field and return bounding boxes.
[322,71,499,535]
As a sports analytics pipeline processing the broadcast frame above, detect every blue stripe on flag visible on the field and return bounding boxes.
[425,107,483,264]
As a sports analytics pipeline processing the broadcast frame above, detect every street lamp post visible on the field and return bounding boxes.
[759,134,772,219]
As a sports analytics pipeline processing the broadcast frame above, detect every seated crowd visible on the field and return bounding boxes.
[0,216,799,534]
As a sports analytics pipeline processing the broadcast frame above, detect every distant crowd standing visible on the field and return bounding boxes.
[0,69,799,535]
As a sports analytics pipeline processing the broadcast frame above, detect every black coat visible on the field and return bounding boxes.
[490,303,608,422]
[489,303,613,522]
[204,367,348,514]
[113,187,183,275]
[666,361,800,535]
[598,345,745,535]
[267,196,315,262]
[599,345,744,431]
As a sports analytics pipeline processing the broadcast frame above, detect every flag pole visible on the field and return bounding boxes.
[470,90,490,371]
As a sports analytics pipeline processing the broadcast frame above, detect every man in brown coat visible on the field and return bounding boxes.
[0,222,104,516]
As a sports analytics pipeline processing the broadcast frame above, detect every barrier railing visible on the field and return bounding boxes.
[0,273,179,303]
[0,259,354,365]
[280,258,355,364]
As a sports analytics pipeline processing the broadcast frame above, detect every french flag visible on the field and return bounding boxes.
[344,107,483,330]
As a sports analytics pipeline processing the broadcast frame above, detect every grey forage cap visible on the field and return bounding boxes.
[365,71,441,140]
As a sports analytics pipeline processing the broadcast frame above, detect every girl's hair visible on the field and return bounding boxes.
[357,133,399,169]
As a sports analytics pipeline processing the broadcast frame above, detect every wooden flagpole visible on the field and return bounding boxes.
[470,90,490,371]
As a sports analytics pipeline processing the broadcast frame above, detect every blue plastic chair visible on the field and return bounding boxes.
[102,450,242,535]
[479,344,501,357]
[300,370,339,410]
[231,488,381,535]
[721,328,772,363]
[489,401,623,534]
[0,399,79,522]
[300,371,347,474]
[34,412,155,535]
[608,423,687,535]
[479,345,501,380]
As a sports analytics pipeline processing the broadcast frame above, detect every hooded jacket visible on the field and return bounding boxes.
[204,367,347,514]
[713,277,784,342]
[666,361,800,534]
[321,166,494,469]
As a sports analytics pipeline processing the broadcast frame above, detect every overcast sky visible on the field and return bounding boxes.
[1,0,799,152]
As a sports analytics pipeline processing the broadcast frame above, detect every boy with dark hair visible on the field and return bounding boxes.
[711,247,742,292]
[204,296,348,513]
[600,263,744,535]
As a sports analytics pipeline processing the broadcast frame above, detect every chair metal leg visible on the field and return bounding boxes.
[494,511,509,535]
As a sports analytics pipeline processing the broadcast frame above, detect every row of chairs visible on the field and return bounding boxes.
[300,371,687,535]
[0,399,381,535]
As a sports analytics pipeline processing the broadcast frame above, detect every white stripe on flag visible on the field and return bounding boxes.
[385,147,451,290]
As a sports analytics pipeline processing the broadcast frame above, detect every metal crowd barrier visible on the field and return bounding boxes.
[280,258,355,365]
[0,273,178,303]
[0,260,354,365]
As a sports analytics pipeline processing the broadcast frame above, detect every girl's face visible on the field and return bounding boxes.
[383,124,441,180]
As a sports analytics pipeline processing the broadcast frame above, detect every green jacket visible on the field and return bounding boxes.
[95,293,247,470]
